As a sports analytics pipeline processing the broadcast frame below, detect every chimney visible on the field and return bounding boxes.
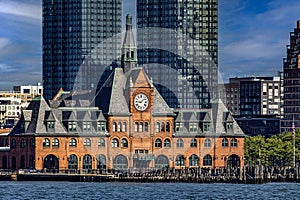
[297,20,300,29]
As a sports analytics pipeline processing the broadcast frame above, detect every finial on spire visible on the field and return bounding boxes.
[126,14,133,31]
[121,14,137,73]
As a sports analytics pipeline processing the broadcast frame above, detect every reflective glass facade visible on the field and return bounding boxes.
[43,0,122,100]
[282,21,300,131]
[137,0,218,108]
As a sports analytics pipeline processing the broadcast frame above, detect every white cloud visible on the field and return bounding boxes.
[0,38,11,49]
[219,0,300,80]
[0,1,41,20]
[0,63,16,73]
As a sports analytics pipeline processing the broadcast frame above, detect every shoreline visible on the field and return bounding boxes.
[0,172,299,184]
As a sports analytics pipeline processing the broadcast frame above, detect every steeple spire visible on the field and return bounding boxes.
[121,14,137,73]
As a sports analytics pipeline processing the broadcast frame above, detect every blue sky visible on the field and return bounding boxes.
[0,0,299,89]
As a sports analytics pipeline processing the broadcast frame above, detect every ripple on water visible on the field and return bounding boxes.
[0,182,299,200]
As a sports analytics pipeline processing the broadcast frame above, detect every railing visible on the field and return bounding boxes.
[133,154,155,161]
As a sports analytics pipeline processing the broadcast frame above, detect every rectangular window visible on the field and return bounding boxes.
[189,123,197,132]
[97,122,106,132]
[47,121,55,130]
[135,122,138,132]
[203,123,210,132]
[175,122,183,132]
[83,122,91,132]
[68,122,77,132]
[226,122,233,131]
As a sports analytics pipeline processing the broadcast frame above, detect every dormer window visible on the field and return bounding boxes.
[48,121,55,129]
[47,121,55,131]
[189,122,197,132]
[226,122,233,131]
[175,122,183,132]
[97,122,106,132]
[68,122,77,132]
[83,122,91,132]
[203,122,210,132]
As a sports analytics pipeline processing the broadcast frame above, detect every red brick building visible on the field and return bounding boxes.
[0,15,245,172]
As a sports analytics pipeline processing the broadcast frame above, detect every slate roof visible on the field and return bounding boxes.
[9,94,106,136]
[96,67,174,117]
[173,99,245,137]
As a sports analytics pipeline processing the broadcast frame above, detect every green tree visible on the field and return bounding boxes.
[244,130,300,166]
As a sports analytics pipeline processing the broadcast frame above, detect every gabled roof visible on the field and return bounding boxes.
[44,110,55,121]
[23,110,32,122]
[77,111,90,121]
[25,96,50,134]
[96,67,174,117]
[153,88,175,116]
[211,98,245,137]
[175,112,184,122]
[201,112,211,122]
[62,111,77,121]
[224,112,234,122]
[96,68,130,116]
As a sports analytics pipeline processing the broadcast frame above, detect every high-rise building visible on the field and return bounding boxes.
[220,76,283,117]
[42,0,122,100]
[137,0,218,109]
[282,20,300,132]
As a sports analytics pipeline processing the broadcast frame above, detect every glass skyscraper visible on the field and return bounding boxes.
[137,0,218,108]
[42,0,122,100]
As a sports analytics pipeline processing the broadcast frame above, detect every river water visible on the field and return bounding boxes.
[0,182,299,199]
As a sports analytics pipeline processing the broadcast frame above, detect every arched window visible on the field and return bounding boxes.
[161,122,165,132]
[203,154,212,166]
[68,154,78,170]
[2,156,7,169]
[84,138,91,147]
[121,138,128,148]
[135,122,139,132]
[204,138,211,148]
[20,155,25,169]
[144,122,149,132]
[123,122,127,132]
[155,155,169,169]
[164,139,171,148]
[117,122,121,132]
[112,138,119,148]
[70,138,77,147]
[222,138,229,147]
[30,138,35,148]
[98,138,105,147]
[97,154,106,170]
[156,122,160,132]
[113,155,128,170]
[43,138,50,147]
[176,138,184,148]
[166,122,170,132]
[190,138,197,147]
[20,139,26,148]
[176,155,185,167]
[139,122,143,132]
[82,154,92,170]
[155,139,162,148]
[231,138,238,147]
[189,154,199,167]
[12,139,16,149]
[52,138,59,147]
[113,122,117,132]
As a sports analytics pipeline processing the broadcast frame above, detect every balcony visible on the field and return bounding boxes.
[133,154,155,161]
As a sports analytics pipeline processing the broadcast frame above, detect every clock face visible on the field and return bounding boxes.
[134,93,149,111]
